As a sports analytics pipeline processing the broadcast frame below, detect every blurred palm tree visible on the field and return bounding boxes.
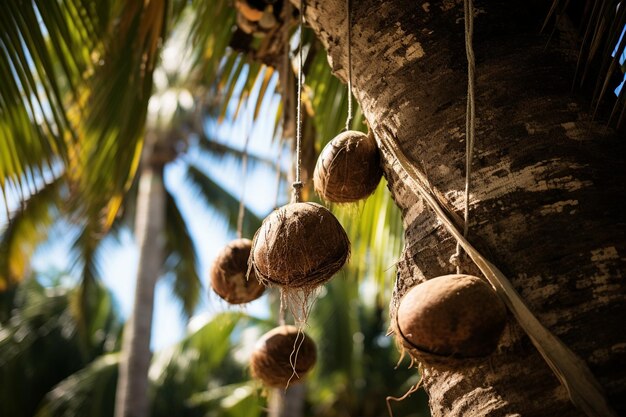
[0,3,277,416]
[1,0,411,416]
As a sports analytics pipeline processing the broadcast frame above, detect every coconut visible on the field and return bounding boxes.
[236,11,257,35]
[250,202,350,289]
[313,130,383,203]
[250,325,317,388]
[396,274,506,360]
[235,0,264,22]
[211,238,265,304]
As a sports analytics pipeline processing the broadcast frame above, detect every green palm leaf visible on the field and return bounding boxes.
[75,0,168,228]
[185,164,262,237]
[1,276,121,417]
[35,353,120,417]
[0,177,63,291]
[150,311,250,417]
[197,133,285,174]
[0,0,104,198]
[163,189,202,317]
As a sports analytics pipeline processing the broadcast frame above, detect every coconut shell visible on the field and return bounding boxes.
[235,0,264,22]
[211,238,265,304]
[396,274,506,359]
[251,202,350,289]
[250,325,317,388]
[313,130,383,203]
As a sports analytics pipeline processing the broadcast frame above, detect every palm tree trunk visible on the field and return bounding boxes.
[268,385,306,417]
[114,161,165,417]
[300,0,626,416]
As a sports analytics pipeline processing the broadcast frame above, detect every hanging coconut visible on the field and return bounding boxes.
[250,202,350,290]
[250,325,317,388]
[313,130,383,203]
[258,5,277,30]
[235,0,264,22]
[236,11,258,35]
[395,274,507,360]
[211,238,265,304]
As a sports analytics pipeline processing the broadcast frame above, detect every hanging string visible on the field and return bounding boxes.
[279,290,287,326]
[236,104,252,239]
[273,136,285,210]
[292,0,305,203]
[345,0,353,131]
[452,0,476,274]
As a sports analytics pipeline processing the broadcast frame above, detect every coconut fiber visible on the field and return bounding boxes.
[250,202,350,290]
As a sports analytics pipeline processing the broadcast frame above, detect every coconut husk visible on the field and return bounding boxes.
[235,0,264,22]
[250,202,350,290]
[395,274,506,367]
[250,325,317,388]
[211,238,265,305]
[313,130,383,203]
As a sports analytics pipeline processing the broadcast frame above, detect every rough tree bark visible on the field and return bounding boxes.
[114,142,165,417]
[299,0,626,416]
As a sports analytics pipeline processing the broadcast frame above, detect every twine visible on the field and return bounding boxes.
[345,0,353,131]
[452,0,476,273]
[293,0,305,203]
[236,109,252,239]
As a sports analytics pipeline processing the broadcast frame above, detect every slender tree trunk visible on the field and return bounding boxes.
[300,0,626,416]
[268,385,307,417]
[114,160,165,417]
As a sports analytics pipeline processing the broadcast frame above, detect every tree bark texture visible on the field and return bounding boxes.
[114,165,165,417]
[299,0,626,416]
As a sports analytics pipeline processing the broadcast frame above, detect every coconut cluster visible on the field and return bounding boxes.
[211,238,265,304]
[235,0,280,35]
[395,274,506,363]
[250,325,317,388]
[250,202,350,290]
[313,130,383,203]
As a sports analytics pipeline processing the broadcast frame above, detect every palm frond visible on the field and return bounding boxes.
[68,215,118,353]
[188,0,236,87]
[333,181,404,294]
[163,190,202,317]
[150,312,247,416]
[306,41,366,147]
[0,177,62,291]
[1,276,120,417]
[35,353,120,417]
[185,164,262,237]
[197,133,287,174]
[547,0,626,129]
[74,0,169,228]
[186,382,263,417]
[0,0,104,201]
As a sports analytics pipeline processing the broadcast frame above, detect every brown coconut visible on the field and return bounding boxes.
[250,202,350,289]
[211,238,265,304]
[396,274,507,359]
[313,130,383,203]
[250,325,317,388]
[235,0,264,22]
